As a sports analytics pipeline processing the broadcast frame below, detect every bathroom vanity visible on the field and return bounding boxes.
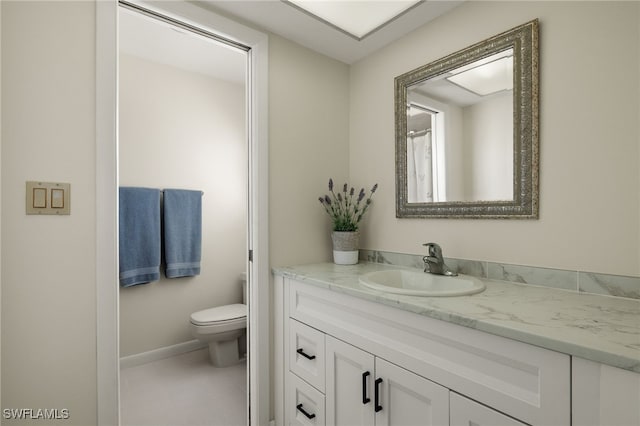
[273,263,640,426]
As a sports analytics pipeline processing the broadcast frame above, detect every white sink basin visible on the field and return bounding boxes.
[359,269,485,297]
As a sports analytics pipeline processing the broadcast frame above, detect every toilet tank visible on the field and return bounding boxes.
[241,272,247,304]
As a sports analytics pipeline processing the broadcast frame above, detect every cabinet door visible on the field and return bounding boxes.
[572,357,640,426]
[325,336,375,426]
[375,357,449,426]
[450,392,527,426]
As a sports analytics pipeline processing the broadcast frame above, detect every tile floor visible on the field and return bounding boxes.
[120,349,247,426]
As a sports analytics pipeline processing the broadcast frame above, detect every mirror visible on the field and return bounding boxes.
[395,20,539,218]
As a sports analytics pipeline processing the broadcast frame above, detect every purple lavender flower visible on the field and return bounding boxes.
[319,178,377,232]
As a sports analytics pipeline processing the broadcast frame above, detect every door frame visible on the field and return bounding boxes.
[95,1,270,424]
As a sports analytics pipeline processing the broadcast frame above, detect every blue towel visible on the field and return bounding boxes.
[119,187,161,287]
[163,189,202,278]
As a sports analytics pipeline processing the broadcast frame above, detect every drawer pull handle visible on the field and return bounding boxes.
[296,403,316,419]
[374,377,383,412]
[296,348,316,360]
[362,371,371,404]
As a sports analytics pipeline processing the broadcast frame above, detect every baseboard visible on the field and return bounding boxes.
[120,339,207,369]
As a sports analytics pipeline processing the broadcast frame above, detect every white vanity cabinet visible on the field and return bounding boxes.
[277,276,571,426]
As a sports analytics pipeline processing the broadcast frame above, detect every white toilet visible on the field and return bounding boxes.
[190,274,247,367]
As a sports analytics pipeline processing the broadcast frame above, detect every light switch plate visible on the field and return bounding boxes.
[26,181,71,215]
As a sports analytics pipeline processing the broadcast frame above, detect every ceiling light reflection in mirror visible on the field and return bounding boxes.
[446,51,513,96]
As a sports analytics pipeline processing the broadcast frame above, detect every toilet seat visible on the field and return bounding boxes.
[190,303,246,326]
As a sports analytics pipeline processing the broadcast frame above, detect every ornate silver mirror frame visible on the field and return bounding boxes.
[395,19,539,219]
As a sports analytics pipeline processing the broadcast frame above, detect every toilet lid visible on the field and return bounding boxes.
[191,303,246,325]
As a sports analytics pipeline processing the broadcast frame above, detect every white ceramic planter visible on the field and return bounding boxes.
[331,231,359,265]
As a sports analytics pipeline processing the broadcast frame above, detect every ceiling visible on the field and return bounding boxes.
[119,1,464,84]
[197,0,464,64]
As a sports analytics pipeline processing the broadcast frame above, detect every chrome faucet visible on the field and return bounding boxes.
[423,243,458,276]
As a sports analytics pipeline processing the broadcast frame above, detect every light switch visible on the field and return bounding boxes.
[33,188,47,208]
[26,181,70,215]
[51,188,65,208]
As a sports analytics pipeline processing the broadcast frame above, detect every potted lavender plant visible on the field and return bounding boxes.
[319,178,378,265]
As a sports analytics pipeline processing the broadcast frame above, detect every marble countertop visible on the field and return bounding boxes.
[273,262,640,373]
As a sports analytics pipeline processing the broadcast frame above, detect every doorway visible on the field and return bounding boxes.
[96,1,270,425]
[118,4,247,425]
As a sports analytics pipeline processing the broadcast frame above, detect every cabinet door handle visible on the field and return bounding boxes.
[296,348,316,360]
[296,403,316,419]
[374,377,383,412]
[362,371,371,404]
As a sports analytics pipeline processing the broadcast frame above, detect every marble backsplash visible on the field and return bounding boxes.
[360,250,640,300]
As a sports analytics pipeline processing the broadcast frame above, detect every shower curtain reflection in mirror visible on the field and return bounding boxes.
[407,103,445,203]
[407,130,433,203]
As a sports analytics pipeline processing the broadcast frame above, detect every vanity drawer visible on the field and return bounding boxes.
[286,372,326,426]
[290,319,326,392]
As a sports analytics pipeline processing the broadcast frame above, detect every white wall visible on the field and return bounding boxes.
[1,1,97,424]
[350,1,640,276]
[118,54,246,357]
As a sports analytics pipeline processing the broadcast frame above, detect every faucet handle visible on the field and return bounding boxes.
[422,242,442,257]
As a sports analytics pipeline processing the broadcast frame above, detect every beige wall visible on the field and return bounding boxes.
[350,1,640,276]
[268,34,350,268]
[462,93,513,201]
[0,0,3,411]
[1,1,97,424]
[118,54,247,357]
